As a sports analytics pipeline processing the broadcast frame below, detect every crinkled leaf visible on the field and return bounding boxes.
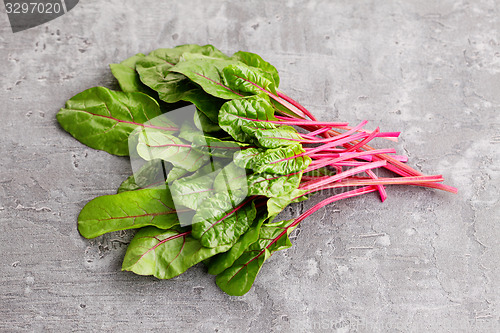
[231,51,280,87]
[122,226,232,279]
[234,144,311,175]
[57,87,169,156]
[207,214,267,275]
[247,171,302,198]
[218,95,277,143]
[191,195,256,248]
[215,219,296,296]
[252,126,303,148]
[136,128,209,172]
[222,64,278,95]
[78,188,180,239]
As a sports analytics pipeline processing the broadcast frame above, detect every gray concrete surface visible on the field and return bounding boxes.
[1,0,499,332]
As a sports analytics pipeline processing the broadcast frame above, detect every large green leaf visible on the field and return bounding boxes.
[191,194,256,248]
[222,64,278,95]
[57,87,170,156]
[122,226,232,279]
[215,219,296,296]
[207,214,267,275]
[136,128,209,172]
[218,95,277,143]
[78,188,180,239]
[231,51,280,87]
[234,144,311,175]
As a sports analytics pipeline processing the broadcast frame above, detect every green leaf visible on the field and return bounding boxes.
[267,189,308,220]
[218,95,277,143]
[231,50,280,87]
[166,166,191,183]
[234,144,311,175]
[253,126,303,149]
[122,226,232,279]
[247,171,302,198]
[135,45,227,117]
[213,162,249,202]
[110,53,155,95]
[177,87,226,121]
[194,109,222,133]
[192,135,248,159]
[117,160,170,194]
[215,219,296,296]
[207,214,267,275]
[136,128,209,172]
[57,87,168,156]
[170,172,217,210]
[191,195,256,248]
[78,188,180,239]
[222,64,278,95]
[170,55,243,100]
[135,44,228,99]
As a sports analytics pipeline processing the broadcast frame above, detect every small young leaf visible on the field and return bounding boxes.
[57,87,168,156]
[78,188,180,239]
[122,226,232,279]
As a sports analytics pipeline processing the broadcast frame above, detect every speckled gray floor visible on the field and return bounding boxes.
[1,1,499,332]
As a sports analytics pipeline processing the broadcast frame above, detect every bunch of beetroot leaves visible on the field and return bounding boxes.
[57,44,457,296]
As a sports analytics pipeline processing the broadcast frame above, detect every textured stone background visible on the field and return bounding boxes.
[1,0,499,332]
